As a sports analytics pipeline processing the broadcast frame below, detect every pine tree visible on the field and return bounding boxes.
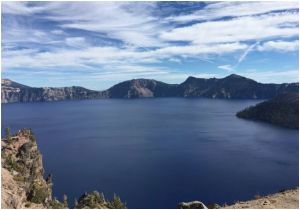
[46,174,52,185]
[110,194,126,209]
[5,127,12,144]
[99,192,105,203]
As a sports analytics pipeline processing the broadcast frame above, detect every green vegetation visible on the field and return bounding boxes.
[3,154,23,173]
[46,174,53,184]
[1,127,127,209]
[25,202,31,208]
[28,183,50,204]
[29,134,36,142]
[237,93,299,129]
[49,199,68,209]
[75,191,125,209]
[5,127,12,144]
[13,174,26,182]
[75,191,105,208]
[109,194,126,209]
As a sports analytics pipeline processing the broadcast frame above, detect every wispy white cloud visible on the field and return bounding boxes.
[65,37,88,48]
[2,1,48,15]
[161,12,298,44]
[1,1,299,88]
[48,2,164,47]
[51,29,64,35]
[257,40,299,52]
[166,1,299,22]
[2,42,248,69]
[218,65,234,72]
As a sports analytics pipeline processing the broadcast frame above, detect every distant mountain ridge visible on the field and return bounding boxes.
[1,79,108,103]
[1,74,299,103]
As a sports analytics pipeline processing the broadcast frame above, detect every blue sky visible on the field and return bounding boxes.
[1,1,299,90]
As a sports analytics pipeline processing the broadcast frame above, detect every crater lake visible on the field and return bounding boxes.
[2,98,298,208]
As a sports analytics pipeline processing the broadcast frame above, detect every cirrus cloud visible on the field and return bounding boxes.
[1,1,299,89]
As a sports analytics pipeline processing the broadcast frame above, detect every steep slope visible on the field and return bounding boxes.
[1,129,60,208]
[1,79,30,89]
[107,79,179,98]
[178,76,218,97]
[1,129,126,209]
[236,93,299,129]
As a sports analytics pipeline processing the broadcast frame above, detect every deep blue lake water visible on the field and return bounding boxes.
[2,98,299,208]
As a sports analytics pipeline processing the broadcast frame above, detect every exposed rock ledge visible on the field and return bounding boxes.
[1,129,125,209]
[178,188,299,209]
[224,188,299,209]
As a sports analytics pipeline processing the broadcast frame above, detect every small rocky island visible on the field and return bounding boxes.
[1,128,125,209]
[237,93,299,129]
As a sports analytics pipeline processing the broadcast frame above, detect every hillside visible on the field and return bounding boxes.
[236,93,299,129]
[107,79,179,98]
[1,74,298,103]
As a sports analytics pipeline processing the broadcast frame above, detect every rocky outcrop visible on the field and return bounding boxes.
[177,201,208,209]
[1,129,125,209]
[237,93,299,129]
[2,74,299,103]
[1,129,59,208]
[75,191,126,209]
[224,188,299,209]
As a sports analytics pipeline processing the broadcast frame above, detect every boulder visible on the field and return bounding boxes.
[178,201,208,209]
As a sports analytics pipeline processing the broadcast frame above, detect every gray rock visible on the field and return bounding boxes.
[178,201,208,209]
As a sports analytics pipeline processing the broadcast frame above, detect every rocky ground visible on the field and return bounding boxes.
[178,189,299,209]
[224,188,299,209]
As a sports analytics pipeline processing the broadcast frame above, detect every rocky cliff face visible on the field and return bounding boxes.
[2,75,299,103]
[237,93,299,129]
[1,79,108,103]
[1,129,58,208]
[107,79,179,98]
[1,129,125,209]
